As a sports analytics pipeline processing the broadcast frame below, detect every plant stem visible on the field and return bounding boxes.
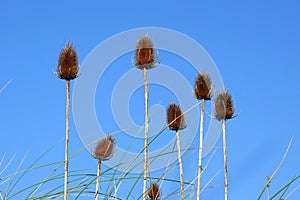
[95,160,101,200]
[176,130,185,200]
[64,80,70,200]
[197,99,205,200]
[143,67,149,200]
[222,119,228,200]
[257,136,294,200]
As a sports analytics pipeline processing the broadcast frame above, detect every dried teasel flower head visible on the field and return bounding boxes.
[214,91,235,120]
[148,182,160,200]
[93,135,115,161]
[134,35,157,69]
[56,42,79,80]
[194,73,213,100]
[167,103,186,131]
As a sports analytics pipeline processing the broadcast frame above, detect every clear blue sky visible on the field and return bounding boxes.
[0,1,300,199]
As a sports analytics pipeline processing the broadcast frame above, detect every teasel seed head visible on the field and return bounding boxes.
[194,73,213,100]
[56,42,79,80]
[167,103,186,131]
[93,135,115,161]
[134,35,157,70]
[214,91,235,120]
[148,182,160,200]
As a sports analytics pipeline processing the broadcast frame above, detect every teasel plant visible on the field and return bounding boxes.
[92,135,116,200]
[214,91,235,200]
[147,182,160,200]
[134,35,157,200]
[56,42,79,200]
[194,73,213,200]
[167,103,186,200]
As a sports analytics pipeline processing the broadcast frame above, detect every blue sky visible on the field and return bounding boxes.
[0,1,300,199]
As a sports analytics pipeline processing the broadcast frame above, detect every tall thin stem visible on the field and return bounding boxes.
[64,80,70,200]
[197,99,205,200]
[222,119,228,200]
[95,160,101,200]
[176,130,185,200]
[143,67,149,200]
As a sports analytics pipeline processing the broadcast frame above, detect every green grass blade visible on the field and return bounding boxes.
[270,175,300,200]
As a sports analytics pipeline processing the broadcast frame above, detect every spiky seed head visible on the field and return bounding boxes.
[148,182,160,200]
[93,135,115,161]
[214,91,235,120]
[134,35,156,70]
[167,103,186,131]
[194,73,213,100]
[56,42,79,80]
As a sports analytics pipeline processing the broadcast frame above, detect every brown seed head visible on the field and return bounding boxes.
[148,182,160,200]
[214,91,235,120]
[194,73,213,100]
[134,35,156,69]
[167,103,186,131]
[56,42,79,80]
[93,135,115,161]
